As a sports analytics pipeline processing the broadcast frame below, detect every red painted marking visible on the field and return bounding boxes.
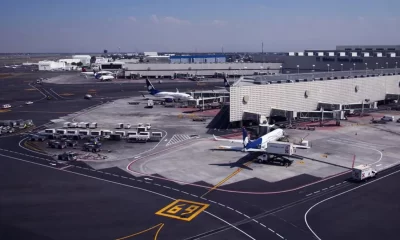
[126,133,351,195]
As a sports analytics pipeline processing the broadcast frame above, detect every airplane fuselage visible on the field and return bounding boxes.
[153,91,193,100]
[260,129,284,148]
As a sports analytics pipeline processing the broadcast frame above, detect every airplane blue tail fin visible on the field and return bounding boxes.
[242,127,263,149]
[146,78,159,95]
[224,77,231,88]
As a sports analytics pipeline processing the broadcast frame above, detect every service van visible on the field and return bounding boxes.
[89,122,98,129]
[381,115,394,122]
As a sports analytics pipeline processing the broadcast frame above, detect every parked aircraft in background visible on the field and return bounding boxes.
[140,78,194,102]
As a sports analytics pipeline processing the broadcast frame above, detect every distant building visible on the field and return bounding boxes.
[38,61,66,71]
[58,59,80,64]
[143,55,170,63]
[72,55,91,65]
[144,52,158,57]
[170,55,226,64]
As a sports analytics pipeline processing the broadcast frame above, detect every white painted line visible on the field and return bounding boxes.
[260,223,266,227]
[268,228,275,233]
[322,188,327,191]
[0,152,255,240]
[235,210,243,214]
[209,200,216,203]
[306,193,313,197]
[129,178,136,181]
[329,185,335,188]
[181,191,189,194]
[218,203,225,207]
[276,233,284,239]
[336,183,341,186]
[163,186,171,189]
[227,207,233,210]
[190,194,198,197]
[137,180,142,182]
[305,167,400,240]
[154,183,161,186]
[145,181,151,184]
[244,214,250,218]
[313,191,320,194]
[60,165,72,170]
[171,188,179,191]
[252,219,259,223]
[204,211,256,240]
[376,164,382,167]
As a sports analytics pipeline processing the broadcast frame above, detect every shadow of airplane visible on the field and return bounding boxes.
[209,153,260,171]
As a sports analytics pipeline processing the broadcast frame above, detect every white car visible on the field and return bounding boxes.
[2,104,11,109]
[25,101,33,105]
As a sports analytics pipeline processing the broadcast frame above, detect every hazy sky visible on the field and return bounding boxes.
[0,0,399,53]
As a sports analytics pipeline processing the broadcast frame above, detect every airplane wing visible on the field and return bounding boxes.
[215,145,244,151]
[213,134,243,144]
[269,140,310,149]
[139,93,174,101]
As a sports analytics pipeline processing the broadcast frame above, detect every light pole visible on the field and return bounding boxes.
[297,65,299,75]
[376,62,378,72]
[353,63,356,71]
[327,64,330,72]
[280,65,282,74]
[312,64,315,79]
[386,62,388,69]
[365,63,368,75]
[340,64,343,72]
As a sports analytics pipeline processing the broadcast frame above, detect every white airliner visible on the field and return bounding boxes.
[141,78,194,101]
[213,127,309,152]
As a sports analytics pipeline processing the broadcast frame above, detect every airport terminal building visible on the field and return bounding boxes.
[253,45,400,73]
[229,70,400,125]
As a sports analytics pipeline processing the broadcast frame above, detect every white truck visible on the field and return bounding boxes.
[352,165,377,181]
[257,142,295,166]
[266,142,294,155]
[147,100,154,108]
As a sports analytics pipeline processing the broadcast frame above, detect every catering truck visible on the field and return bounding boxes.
[256,142,295,166]
[352,164,377,181]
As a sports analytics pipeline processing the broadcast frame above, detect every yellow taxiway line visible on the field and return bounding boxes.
[201,160,253,197]
[115,223,164,240]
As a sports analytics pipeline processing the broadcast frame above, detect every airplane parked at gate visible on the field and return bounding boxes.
[213,127,310,153]
[140,78,194,102]
[215,77,233,91]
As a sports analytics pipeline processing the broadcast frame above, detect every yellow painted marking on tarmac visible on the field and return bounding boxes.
[155,199,209,222]
[0,109,11,113]
[115,223,164,240]
[28,141,45,153]
[59,93,74,96]
[321,154,328,158]
[24,141,46,153]
[298,160,305,164]
[24,88,37,91]
[201,160,254,198]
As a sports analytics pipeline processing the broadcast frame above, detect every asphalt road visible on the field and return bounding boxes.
[2,72,400,240]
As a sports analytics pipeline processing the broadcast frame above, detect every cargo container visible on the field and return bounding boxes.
[265,142,294,155]
[352,165,377,181]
